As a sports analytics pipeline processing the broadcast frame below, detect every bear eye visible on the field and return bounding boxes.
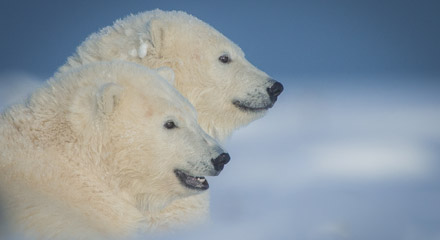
[219,54,231,64]
[164,120,177,129]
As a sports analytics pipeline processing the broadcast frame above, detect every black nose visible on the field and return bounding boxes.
[267,81,284,99]
[211,153,231,171]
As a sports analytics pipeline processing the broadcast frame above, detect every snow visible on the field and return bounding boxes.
[1,73,439,239]
[0,72,43,111]
[155,76,440,240]
[138,40,148,59]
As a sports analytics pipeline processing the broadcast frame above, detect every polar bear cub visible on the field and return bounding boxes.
[58,9,284,142]
[0,61,230,239]
[55,9,284,231]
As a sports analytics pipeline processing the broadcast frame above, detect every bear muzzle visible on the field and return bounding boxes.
[232,79,283,113]
[211,152,231,172]
[267,81,284,103]
[174,152,230,191]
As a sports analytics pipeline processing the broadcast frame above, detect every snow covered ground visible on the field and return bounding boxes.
[158,76,440,240]
[1,73,439,239]
[0,72,43,111]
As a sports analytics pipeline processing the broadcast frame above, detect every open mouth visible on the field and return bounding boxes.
[232,100,273,112]
[174,169,209,191]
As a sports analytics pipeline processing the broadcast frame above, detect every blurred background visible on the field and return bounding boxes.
[1,0,440,239]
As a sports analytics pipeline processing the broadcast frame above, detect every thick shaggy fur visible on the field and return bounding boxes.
[58,9,276,142]
[52,9,281,232]
[0,61,225,239]
[56,11,279,228]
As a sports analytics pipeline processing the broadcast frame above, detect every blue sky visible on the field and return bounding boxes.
[0,0,439,79]
[1,1,440,239]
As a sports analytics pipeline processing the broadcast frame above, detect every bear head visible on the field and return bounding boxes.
[59,10,283,141]
[66,61,229,212]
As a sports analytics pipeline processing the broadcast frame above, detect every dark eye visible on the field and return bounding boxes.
[164,120,177,129]
[219,54,231,64]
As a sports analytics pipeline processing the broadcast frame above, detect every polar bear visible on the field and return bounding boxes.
[58,9,284,142]
[56,9,283,230]
[0,61,230,239]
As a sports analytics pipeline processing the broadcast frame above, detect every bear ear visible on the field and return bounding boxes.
[96,83,124,115]
[155,66,175,85]
[148,18,166,55]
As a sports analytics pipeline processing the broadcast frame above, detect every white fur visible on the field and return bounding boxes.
[58,9,276,142]
[56,9,278,232]
[0,61,225,239]
[155,66,175,84]
[138,39,148,58]
[129,48,137,57]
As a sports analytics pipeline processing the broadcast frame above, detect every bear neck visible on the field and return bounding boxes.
[2,101,74,154]
[9,79,108,165]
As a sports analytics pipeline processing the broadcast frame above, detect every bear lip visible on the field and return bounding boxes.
[174,169,209,191]
[232,100,274,112]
